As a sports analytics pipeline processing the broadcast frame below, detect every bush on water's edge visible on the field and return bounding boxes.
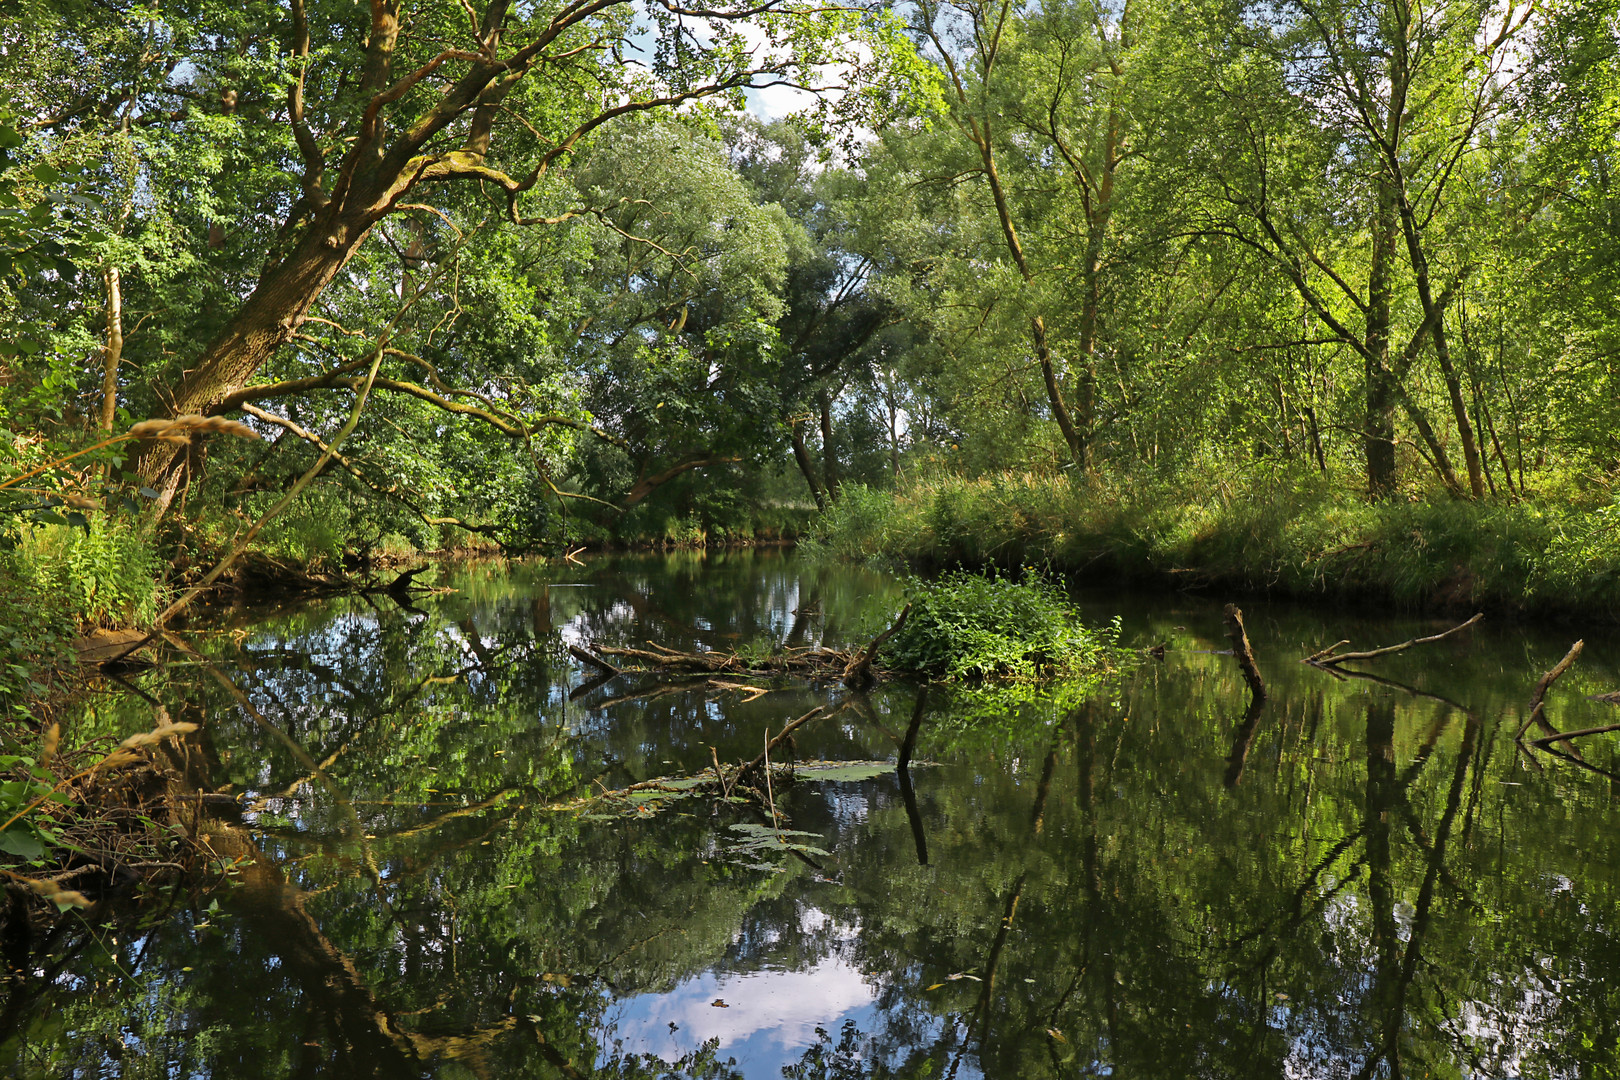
[802,468,1620,619]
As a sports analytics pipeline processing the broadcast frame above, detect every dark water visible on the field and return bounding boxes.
[6,550,1620,1079]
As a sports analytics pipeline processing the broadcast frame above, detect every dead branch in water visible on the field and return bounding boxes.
[567,644,621,677]
[843,605,912,690]
[590,642,877,680]
[1223,604,1266,701]
[737,708,827,785]
[1305,613,1483,667]
[1516,640,1584,742]
[1530,721,1620,748]
[577,607,915,694]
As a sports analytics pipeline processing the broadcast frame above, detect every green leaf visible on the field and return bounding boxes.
[0,828,47,861]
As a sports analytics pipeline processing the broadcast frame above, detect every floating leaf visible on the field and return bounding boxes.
[795,761,893,782]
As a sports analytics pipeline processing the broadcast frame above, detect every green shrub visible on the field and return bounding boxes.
[888,570,1120,681]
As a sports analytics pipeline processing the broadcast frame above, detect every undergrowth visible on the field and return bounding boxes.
[805,467,1620,616]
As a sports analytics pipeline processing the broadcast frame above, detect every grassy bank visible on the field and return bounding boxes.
[805,468,1620,618]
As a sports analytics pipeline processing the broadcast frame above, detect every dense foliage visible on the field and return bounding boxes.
[887,570,1118,680]
[3,0,1620,620]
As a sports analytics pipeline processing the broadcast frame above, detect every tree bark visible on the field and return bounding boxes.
[818,392,840,500]
[98,264,123,432]
[621,455,739,509]
[1364,174,1399,498]
[978,127,1087,469]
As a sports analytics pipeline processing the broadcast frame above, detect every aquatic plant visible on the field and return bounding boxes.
[886,570,1120,682]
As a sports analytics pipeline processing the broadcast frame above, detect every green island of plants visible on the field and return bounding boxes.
[887,570,1121,683]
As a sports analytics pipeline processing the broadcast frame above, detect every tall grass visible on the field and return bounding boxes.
[804,468,1620,616]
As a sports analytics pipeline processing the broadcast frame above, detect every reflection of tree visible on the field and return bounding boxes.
[10,564,1620,1078]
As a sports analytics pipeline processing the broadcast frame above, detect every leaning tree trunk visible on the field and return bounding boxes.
[134,201,384,501]
[790,418,827,511]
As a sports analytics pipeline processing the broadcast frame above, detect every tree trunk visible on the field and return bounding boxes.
[1364,179,1399,498]
[790,419,827,511]
[975,125,1087,470]
[99,264,123,432]
[134,198,390,495]
[818,393,840,500]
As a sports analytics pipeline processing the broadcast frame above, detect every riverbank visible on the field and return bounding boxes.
[805,470,1620,620]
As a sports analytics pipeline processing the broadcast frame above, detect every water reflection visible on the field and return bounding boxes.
[4,549,1620,1079]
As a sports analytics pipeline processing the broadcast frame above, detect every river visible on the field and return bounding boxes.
[5,549,1620,1078]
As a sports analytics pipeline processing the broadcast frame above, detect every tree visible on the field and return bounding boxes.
[5,0,923,509]
[1176,0,1531,495]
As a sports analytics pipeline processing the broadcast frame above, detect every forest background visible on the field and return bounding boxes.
[4,0,1620,684]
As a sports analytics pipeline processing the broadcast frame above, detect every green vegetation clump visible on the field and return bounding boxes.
[0,565,73,720]
[888,570,1119,681]
[809,471,1620,617]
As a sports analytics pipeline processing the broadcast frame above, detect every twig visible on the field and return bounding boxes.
[1307,613,1483,667]
[1303,639,1351,664]
[711,746,732,800]
[763,730,779,832]
[1516,640,1584,741]
[707,679,770,703]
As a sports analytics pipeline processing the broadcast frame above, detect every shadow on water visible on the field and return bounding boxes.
[5,548,1620,1078]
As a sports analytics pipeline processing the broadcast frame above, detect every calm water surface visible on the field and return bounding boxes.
[6,550,1620,1079]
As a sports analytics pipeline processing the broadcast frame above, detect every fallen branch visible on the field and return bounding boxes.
[567,644,622,677]
[1530,721,1620,748]
[1223,604,1266,701]
[843,604,912,690]
[590,642,877,682]
[1516,640,1583,741]
[1306,613,1483,667]
[737,707,826,785]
